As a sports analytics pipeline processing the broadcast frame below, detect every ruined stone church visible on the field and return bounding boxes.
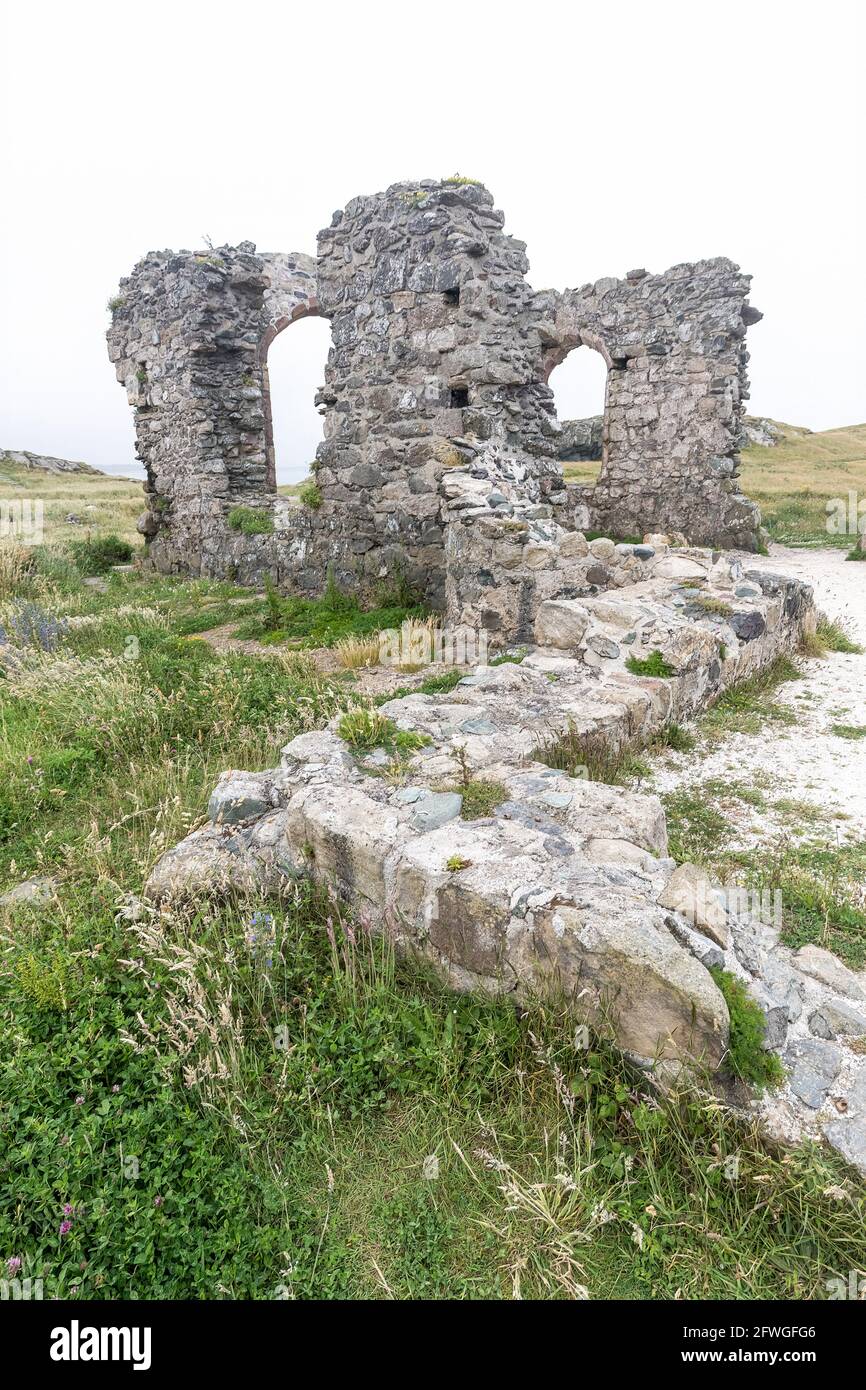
[108,176,764,626]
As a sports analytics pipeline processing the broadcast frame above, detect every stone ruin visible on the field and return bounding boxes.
[108,177,764,618]
[110,180,866,1174]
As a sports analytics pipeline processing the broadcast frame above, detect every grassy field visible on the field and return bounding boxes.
[563,419,866,550]
[0,456,143,551]
[1,459,865,1301]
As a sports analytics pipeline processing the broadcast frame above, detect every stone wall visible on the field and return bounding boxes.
[108,179,765,599]
[309,180,564,605]
[557,416,603,461]
[107,244,318,576]
[547,261,763,549]
[141,558,857,1169]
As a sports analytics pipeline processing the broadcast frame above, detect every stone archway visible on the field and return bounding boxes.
[258,253,323,489]
[549,266,764,548]
[545,340,611,479]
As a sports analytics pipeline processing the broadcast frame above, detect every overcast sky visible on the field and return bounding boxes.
[2,1,864,483]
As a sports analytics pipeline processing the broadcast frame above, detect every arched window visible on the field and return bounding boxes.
[548,346,609,485]
[261,314,332,489]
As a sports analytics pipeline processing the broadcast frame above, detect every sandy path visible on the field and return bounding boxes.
[647,546,866,843]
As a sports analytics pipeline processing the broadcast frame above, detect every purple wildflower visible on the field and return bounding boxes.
[59,1220,72,1237]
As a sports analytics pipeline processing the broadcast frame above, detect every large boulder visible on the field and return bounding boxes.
[512,901,729,1066]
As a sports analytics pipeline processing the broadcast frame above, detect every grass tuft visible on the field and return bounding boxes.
[626,650,675,678]
[227,506,273,535]
[709,969,786,1091]
[338,708,430,754]
[70,534,133,575]
[456,779,509,820]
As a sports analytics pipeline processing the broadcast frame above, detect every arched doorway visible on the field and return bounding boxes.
[547,345,609,485]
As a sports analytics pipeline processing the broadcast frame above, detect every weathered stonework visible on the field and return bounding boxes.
[548,261,764,550]
[147,550,828,1095]
[108,179,765,606]
[557,416,603,462]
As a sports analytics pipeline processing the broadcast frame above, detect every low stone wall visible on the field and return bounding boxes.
[145,556,818,1077]
[143,555,866,1171]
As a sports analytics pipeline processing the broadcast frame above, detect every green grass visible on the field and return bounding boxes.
[688,595,734,618]
[226,505,273,535]
[456,779,509,820]
[831,724,866,740]
[533,723,652,786]
[663,782,866,969]
[337,708,430,754]
[68,534,134,575]
[489,648,527,666]
[414,668,464,694]
[297,481,323,510]
[232,585,425,650]
[814,617,863,655]
[662,723,696,753]
[701,656,801,737]
[709,969,786,1091]
[626,650,675,678]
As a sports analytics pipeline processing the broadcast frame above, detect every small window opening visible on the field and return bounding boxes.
[450,386,469,409]
[443,287,460,306]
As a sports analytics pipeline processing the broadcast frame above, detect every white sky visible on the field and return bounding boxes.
[2,0,864,484]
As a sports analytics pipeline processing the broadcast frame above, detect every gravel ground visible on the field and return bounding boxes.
[645,546,866,845]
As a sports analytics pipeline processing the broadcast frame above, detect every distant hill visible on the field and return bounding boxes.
[739,420,866,547]
[1,448,103,475]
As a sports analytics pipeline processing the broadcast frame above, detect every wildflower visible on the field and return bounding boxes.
[59,1220,72,1237]
[153,1195,163,1208]
[63,1203,74,1216]
[111,1084,120,1094]
[6,1256,22,1275]
[74,1096,84,1106]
